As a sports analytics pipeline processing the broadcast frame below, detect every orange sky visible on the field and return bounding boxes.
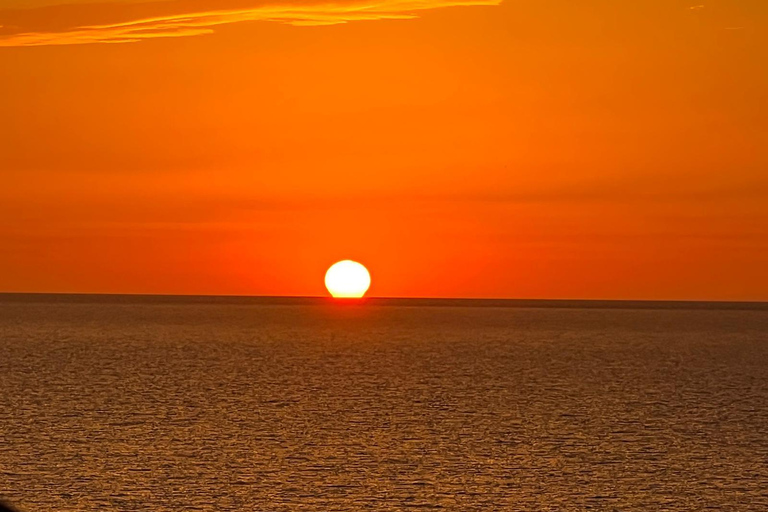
[1,0,767,300]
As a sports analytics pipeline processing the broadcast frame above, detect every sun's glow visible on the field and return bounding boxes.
[325,260,371,298]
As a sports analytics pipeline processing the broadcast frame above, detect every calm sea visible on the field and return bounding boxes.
[1,295,767,511]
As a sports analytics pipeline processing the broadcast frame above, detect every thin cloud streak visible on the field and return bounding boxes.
[0,0,501,46]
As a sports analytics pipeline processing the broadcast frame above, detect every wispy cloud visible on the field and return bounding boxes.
[0,0,500,47]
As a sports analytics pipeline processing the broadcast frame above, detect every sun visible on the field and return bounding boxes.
[325,260,371,298]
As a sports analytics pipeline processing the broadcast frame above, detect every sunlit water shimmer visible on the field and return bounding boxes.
[1,295,767,511]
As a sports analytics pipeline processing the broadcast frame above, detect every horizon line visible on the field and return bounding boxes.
[0,292,766,310]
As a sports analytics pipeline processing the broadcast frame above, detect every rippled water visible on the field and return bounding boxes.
[1,296,767,511]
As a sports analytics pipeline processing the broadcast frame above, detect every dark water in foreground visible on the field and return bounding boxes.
[1,295,767,511]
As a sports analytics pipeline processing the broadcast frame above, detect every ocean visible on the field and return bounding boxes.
[1,295,766,511]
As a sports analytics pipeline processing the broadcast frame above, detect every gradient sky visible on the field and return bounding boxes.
[1,0,767,300]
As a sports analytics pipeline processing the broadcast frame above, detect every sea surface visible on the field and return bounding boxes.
[1,295,767,511]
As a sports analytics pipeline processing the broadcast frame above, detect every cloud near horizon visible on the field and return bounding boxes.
[0,0,501,46]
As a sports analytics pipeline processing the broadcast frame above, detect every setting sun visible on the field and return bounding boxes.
[325,260,371,299]
[1,1,766,511]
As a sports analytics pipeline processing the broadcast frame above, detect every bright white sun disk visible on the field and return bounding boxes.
[325,260,371,298]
